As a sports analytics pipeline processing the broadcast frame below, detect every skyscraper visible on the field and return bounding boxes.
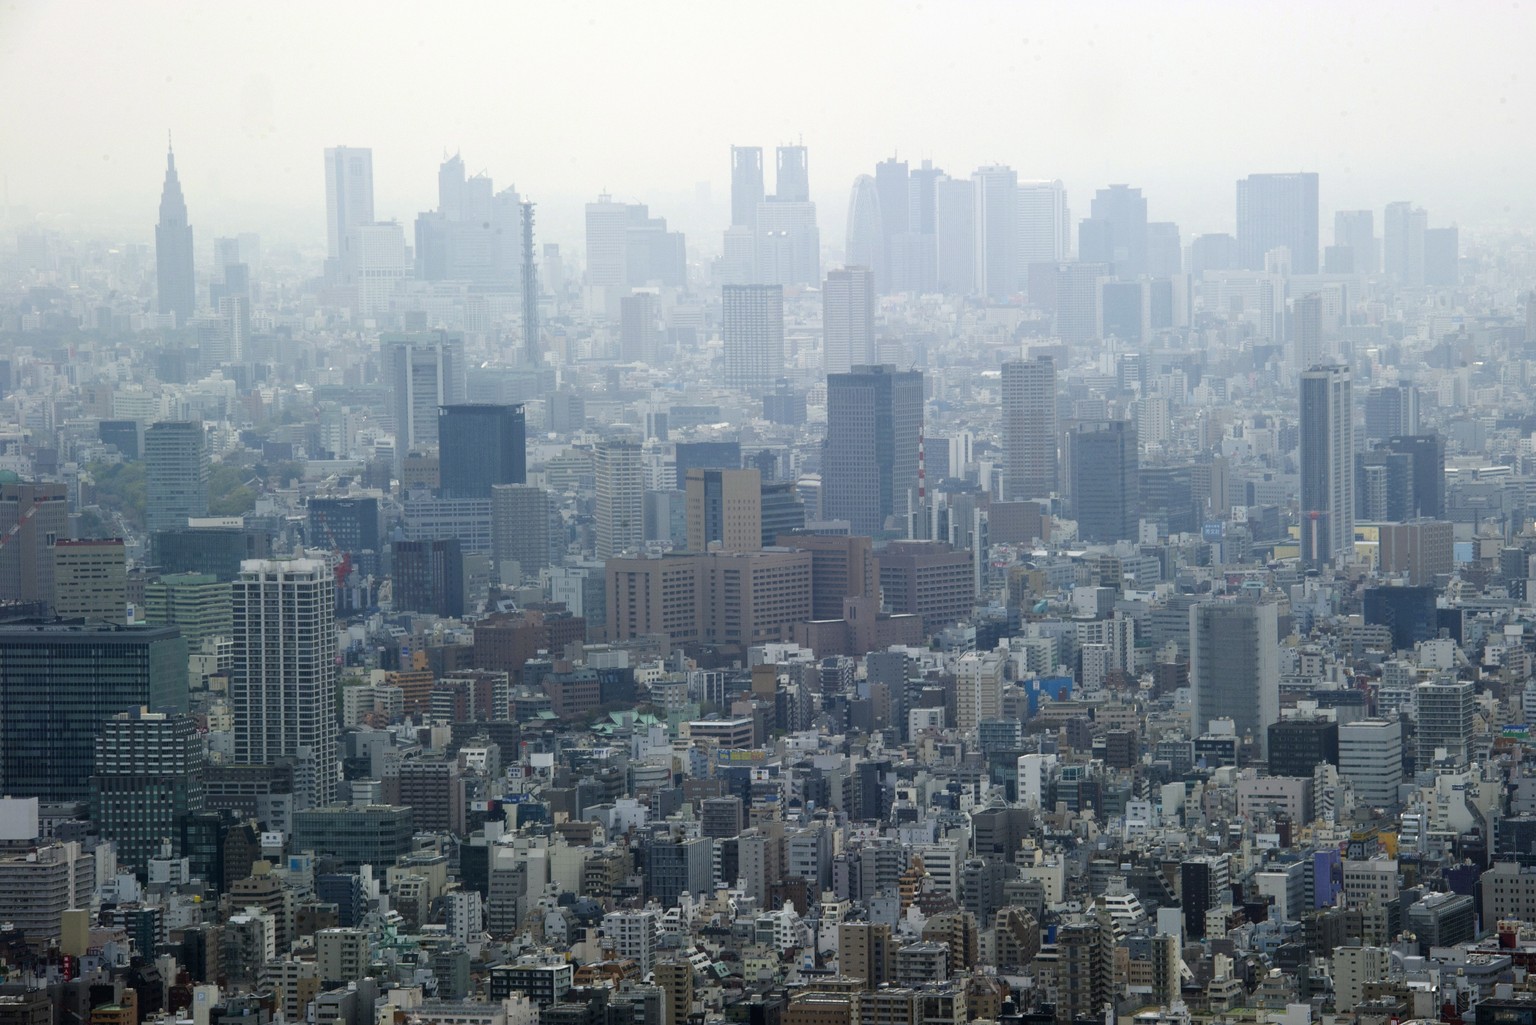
[0,622,187,802]
[1001,357,1058,502]
[972,166,1020,300]
[874,157,909,291]
[722,284,785,393]
[619,292,661,363]
[845,176,884,282]
[731,146,765,228]
[438,404,526,499]
[1386,433,1446,519]
[1364,386,1420,442]
[1300,365,1354,566]
[595,441,645,559]
[823,267,876,375]
[823,365,925,536]
[52,538,127,622]
[1018,180,1071,265]
[1190,599,1280,756]
[1235,172,1319,273]
[491,484,558,584]
[1383,201,1427,287]
[0,480,68,611]
[1334,210,1378,275]
[232,559,338,809]
[91,709,205,871]
[156,144,196,324]
[1070,421,1139,542]
[686,468,762,553]
[1078,184,1147,277]
[1292,291,1324,372]
[145,421,209,535]
[381,331,466,451]
[933,176,975,294]
[775,145,809,203]
[323,146,375,284]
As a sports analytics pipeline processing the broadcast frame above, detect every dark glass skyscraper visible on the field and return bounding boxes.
[0,623,187,802]
[823,365,924,537]
[438,404,526,499]
[1070,420,1139,542]
[1236,172,1319,274]
[156,145,196,324]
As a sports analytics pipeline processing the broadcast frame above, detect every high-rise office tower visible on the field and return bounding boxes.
[491,484,558,584]
[156,144,196,324]
[845,176,884,283]
[91,708,205,871]
[323,146,374,284]
[1189,233,1237,277]
[1416,679,1474,766]
[1383,201,1427,287]
[731,146,765,228]
[722,285,785,393]
[619,292,661,363]
[0,622,187,802]
[1334,210,1378,275]
[1364,385,1420,442]
[381,331,466,451]
[775,146,809,203]
[823,267,876,376]
[754,200,820,286]
[874,157,910,292]
[1236,172,1319,273]
[1300,365,1354,566]
[823,365,924,536]
[351,222,408,319]
[145,421,209,535]
[972,166,1020,300]
[1338,718,1403,807]
[1078,184,1147,277]
[0,480,68,611]
[438,404,526,499]
[595,441,645,559]
[934,176,975,294]
[52,538,127,622]
[1018,180,1070,266]
[232,559,338,809]
[1070,421,1139,542]
[686,468,762,553]
[1001,357,1059,502]
[585,193,631,304]
[1056,262,1110,345]
[1386,434,1446,519]
[1190,599,1280,755]
[392,538,465,618]
[906,160,943,293]
[1292,291,1324,372]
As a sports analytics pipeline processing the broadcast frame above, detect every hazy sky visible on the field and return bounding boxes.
[3,0,1534,252]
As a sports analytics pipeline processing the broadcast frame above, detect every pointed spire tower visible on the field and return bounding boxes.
[156,139,196,325]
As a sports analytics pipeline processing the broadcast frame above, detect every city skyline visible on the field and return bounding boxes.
[3,2,1535,248]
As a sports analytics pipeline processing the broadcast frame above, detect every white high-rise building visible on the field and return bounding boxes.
[1017,179,1070,264]
[595,441,645,560]
[933,176,974,295]
[1338,718,1403,808]
[1299,365,1354,566]
[324,147,374,284]
[972,165,1019,301]
[823,267,875,376]
[722,284,785,393]
[350,222,407,319]
[1001,357,1058,501]
[232,559,338,809]
[1416,679,1474,767]
[1190,599,1280,757]
[381,331,466,452]
[145,420,209,535]
[955,649,1006,733]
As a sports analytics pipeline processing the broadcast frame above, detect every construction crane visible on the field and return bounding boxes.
[0,501,43,552]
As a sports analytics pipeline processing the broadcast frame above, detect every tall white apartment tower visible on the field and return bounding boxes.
[595,441,645,559]
[823,267,876,376]
[1299,364,1354,566]
[232,559,338,809]
[722,284,785,393]
[1001,357,1058,501]
[324,147,375,284]
[1017,179,1071,264]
